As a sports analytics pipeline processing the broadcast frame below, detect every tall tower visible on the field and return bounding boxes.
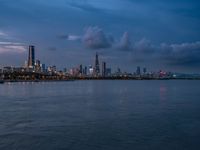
[102,62,106,77]
[79,64,83,74]
[28,45,35,68]
[95,52,100,75]
[136,66,141,75]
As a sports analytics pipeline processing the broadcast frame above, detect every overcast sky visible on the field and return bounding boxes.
[0,0,200,73]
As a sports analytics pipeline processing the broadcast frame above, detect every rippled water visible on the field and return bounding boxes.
[0,80,200,150]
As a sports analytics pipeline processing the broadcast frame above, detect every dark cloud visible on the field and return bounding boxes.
[116,32,132,51]
[0,31,26,54]
[66,26,200,67]
[0,44,26,54]
[82,27,113,49]
[134,38,155,54]
[131,40,200,66]
[160,42,200,65]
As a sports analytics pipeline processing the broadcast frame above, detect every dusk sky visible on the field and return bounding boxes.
[0,0,200,73]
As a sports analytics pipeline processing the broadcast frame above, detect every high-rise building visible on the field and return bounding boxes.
[117,68,121,74]
[28,45,35,68]
[35,59,41,72]
[63,68,67,73]
[89,65,94,75]
[83,66,87,75]
[94,52,100,75]
[106,68,112,76]
[102,62,106,77]
[35,60,41,67]
[41,64,46,72]
[136,66,141,75]
[79,64,83,74]
[143,67,147,74]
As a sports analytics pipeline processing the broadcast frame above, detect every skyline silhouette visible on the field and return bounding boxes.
[0,0,200,73]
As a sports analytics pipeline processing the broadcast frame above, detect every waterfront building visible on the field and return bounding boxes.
[89,65,94,76]
[69,68,79,76]
[41,64,46,73]
[69,68,74,76]
[106,68,112,76]
[47,66,57,74]
[63,68,67,73]
[85,66,88,75]
[13,67,25,73]
[114,68,122,76]
[35,60,41,66]
[143,67,147,74]
[83,66,87,76]
[136,66,141,75]
[24,61,28,68]
[3,66,13,73]
[117,68,121,74]
[79,64,83,75]
[28,45,35,68]
[35,60,41,72]
[94,53,100,76]
[102,62,106,77]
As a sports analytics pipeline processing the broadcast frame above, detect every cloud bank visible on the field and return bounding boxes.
[0,32,26,54]
[64,26,200,67]
[159,42,200,65]
[0,44,26,53]
[116,32,132,51]
[82,27,113,49]
[132,40,200,66]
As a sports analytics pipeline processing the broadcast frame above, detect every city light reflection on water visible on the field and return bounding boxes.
[0,80,200,150]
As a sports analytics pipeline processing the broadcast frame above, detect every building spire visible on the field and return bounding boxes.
[95,52,100,76]
[28,45,35,68]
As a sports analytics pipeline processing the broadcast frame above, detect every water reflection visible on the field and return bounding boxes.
[159,85,167,102]
[0,81,200,150]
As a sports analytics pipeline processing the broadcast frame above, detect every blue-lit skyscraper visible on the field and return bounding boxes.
[136,66,141,75]
[102,62,106,77]
[28,45,35,68]
[94,52,100,76]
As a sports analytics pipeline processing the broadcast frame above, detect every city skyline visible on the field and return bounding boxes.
[1,45,180,80]
[0,0,200,73]
[3,44,197,81]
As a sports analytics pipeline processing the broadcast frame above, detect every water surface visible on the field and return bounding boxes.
[0,80,200,150]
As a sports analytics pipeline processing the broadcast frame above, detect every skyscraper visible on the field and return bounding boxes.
[89,65,94,75]
[79,64,83,74]
[102,62,106,77]
[35,59,41,72]
[143,67,147,74]
[83,66,87,75]
[28,45,35,68]
[136,66,141,75]
[94,52,100,75]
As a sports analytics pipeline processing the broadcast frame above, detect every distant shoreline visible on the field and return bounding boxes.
[1,77,200,83]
